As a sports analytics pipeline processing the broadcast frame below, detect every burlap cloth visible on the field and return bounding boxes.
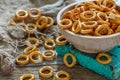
[0,0,76,75]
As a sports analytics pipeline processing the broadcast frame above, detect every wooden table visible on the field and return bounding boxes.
[0,0,116,80]
[0,55,108,80]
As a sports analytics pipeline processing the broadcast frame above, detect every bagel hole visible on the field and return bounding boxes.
[32,54,39,60]
[67,55,73,64]
[85,13,93,18]
[18,57,27,61]
[47,19,51,24]
[47,42,53,46]
[99,28,108,35]
[19,12,26,16]
[31,11,38,15]
[38,21,42,25]
[62,21,69,25]
[100,56,108,60]
[59,74,67,78]
[60,38,66,42]
[45,52,52,56]
[42,70,50,74]
[23,77,31,80]
[30,41,36,45]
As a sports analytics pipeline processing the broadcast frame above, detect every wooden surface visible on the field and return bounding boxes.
[0,55,109,80]
[0,0,118,80]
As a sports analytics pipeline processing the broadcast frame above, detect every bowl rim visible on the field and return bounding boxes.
[57,0,120,39]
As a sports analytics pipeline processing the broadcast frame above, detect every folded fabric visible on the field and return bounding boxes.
[56,43,120,80]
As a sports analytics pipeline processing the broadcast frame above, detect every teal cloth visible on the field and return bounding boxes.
[55,43,120,80]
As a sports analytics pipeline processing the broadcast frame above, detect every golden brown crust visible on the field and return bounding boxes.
[44,39,55,50]
[16,10,28,19]
[38,66,53,78]
[63,53,76,67]
[25,37,40,47]
[25,23,37,34]
[56,35,68,45]
[29,51,43,63]
[28,8,41,20]
[96,52,111,64]
[19,74,35,80]
[58,0,120,36]
[16,54,29,65]
[58,19,72,29]
[42,50,56,60]
[55,70,70,80]
[24,45,37,55]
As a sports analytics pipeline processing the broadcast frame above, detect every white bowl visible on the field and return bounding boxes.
[57,0,120,53]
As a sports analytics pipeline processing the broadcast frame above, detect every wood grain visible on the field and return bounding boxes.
[0,56,108,80]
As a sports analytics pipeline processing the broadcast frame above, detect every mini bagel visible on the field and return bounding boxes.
[80,11,96,21]
[55,70,70,80]
[95,24,111,36]
[44,39,55,50]
[36,16,48,30]
[70,9,80,21]
[25,23,37,34]
[71,20,82,33]
[58,0,120,36]
[56,35,68,45]
[63,53,76,67]
[58,19,72,29]
[84,1,103,11]
[75,3,84,8]
[16,54,29,65]
[38,66,54,79]
[103,0,116,9]
[42,50,56,60]
[16,10,28,19]
[80,29,93,35]
[19,74,35,80]
[24,45,37,55]
[25,37,40,47]
[46,17,54,28]
[82,21,98,29]
[96,52,111,64]
[9,17,24,26]
[28,8,41,20]
[62,11,72,20]
[29,51,43,63]
[97,12,108,21]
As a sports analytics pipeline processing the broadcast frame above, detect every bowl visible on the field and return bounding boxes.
[57,0,120,53]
